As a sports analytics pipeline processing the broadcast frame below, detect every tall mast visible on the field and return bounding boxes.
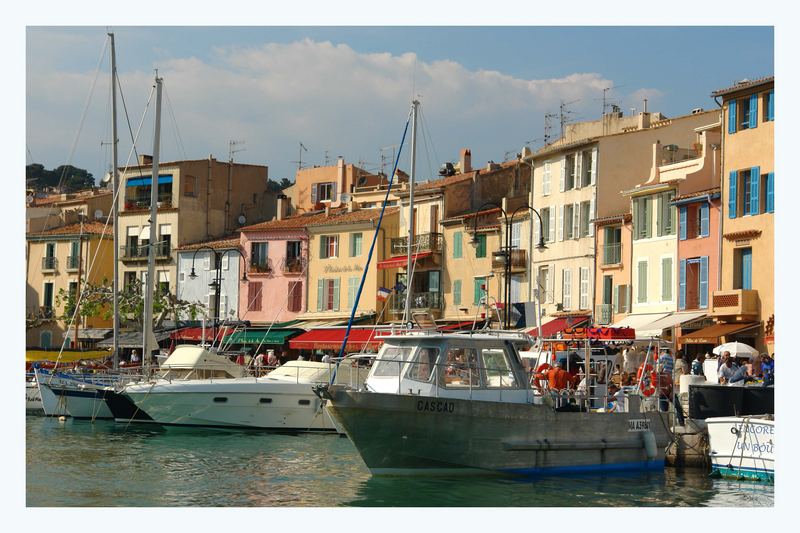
[403,99,419,326]
[109,32,120,370]
[142,75,162,373]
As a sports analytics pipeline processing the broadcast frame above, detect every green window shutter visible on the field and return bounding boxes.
[638,262,647,303]
[317,279,324,312]
[644,197,652,238]
[474,278,483,305]
[656,194,663,236]
[632,198,639,240]
[476,234,487,258]
[319,236,327,259]
[454,231,462,258]
[332,278,340,311]
[661,257,673,302]
[453,280,461,305]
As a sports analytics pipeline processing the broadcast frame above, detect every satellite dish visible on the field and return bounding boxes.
[340,193,352,203]
[26,194,34,206]
[238,214,247,225]
[100,171,113,186]
[94,209,104,219]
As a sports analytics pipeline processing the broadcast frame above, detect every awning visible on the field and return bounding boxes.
[126,174,174,187]
[76,328,112,340]
[377,251,433,269]
[679,322,759,345]
[611,313,670,334]
[97,330,171,348]
[288,328,385,351]
[26,350,111,363]
[529,315,590,338]
[636,312,707,338]
[169,327,224,341]
[223,329,301,346]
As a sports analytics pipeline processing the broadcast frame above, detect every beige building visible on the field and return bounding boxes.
[27,189,113,233]
[117,155,276,298]
[26,221,114,348]
[708,76,774,352]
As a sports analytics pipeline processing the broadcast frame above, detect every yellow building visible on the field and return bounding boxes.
[707,76,774,352]
[26,221,114,348]
[303,206,399,324]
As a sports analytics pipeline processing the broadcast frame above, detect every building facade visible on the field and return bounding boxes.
[176,236,243,322]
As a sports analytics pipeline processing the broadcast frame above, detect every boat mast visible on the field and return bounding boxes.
[403,99,419,326]
[109,32,120,370]
[142,75,163,373]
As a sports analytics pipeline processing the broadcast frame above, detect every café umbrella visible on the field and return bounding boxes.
[712,341,759,358]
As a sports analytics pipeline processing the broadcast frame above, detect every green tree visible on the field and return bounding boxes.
[26,163,95,192]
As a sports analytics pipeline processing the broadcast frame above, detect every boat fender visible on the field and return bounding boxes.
[642,430,657,461]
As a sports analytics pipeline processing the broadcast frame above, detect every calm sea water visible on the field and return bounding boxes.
[26,415,773,507]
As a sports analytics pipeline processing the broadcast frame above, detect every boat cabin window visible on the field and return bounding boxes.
[372,346,413,377]
[481,348,517,388]
[406,347,439,383]
[441,347,481,388]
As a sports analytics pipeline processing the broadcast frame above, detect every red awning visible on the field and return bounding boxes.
[288,328,384,351]
[529,315,590,338]
[377,251,433,269]
[170,327,224,341]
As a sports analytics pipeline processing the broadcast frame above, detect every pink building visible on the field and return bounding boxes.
[238,217,310,324]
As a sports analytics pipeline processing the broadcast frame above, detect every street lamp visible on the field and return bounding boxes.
[189,246,248,327]
[470,202,547,329]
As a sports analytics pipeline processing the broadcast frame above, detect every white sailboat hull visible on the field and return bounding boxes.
[26,381,43,412]
[36,381,70,417]
[707,416,774,482]
[124,378,339,432]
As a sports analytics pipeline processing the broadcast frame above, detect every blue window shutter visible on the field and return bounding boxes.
[728,99,737,134]
[742,249,752,290]
[678,259,686,310]
[749,93,758,129]
[700,203,710,237]
[728,170,738,218]
[750,166,760,215]
[768,90,774,121]
[679,207,687,240]
[766,172,774,213]
[699,256,709,309]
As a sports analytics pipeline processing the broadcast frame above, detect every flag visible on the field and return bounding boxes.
[377,287,392,301]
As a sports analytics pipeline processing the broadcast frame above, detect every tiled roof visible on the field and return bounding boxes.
[28,221,113,238]
[724,229,762,241]
[711,76,774,97]
[241,207,398,232]
[29,190,111,207]
[592,213,632,226]
[441,207,502,224]
[416,171,476,191]
[672,187,721,203]
[178,235,241,251]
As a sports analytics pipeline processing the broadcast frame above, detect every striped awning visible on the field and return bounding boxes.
[377,251,433,269]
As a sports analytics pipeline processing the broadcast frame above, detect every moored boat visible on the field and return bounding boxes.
[706,415,774,482]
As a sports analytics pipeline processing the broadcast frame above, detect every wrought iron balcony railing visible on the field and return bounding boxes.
[595,304,613,325]
[66,255,80,270]
[249,258,274,275]
[282,256,307,274]
[391,291,443,311]
[602,243,622,265]
[42,257,58,270]
[120,242,172,261]
[390,232,443,256]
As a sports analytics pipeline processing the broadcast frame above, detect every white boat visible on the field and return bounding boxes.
[26,376,44,413]
[35,370,140,420]
[707,415,774,482]
[121,353,370,432]
[33,369,69,417]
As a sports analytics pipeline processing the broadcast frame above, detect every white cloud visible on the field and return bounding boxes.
[27,37,630,182]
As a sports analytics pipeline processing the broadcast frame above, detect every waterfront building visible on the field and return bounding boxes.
[593,213,633,326]
[26,221,114,348]
[697,76,774,353]
[116,155,276,299]
[176,235,243,322]
[528,108,718,330]
[27,188,113,233]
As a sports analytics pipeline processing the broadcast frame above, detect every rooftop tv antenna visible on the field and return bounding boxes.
[228,139,246,162]
[559,99,580,138]
[292,142,308,170]
[544,113,558,146]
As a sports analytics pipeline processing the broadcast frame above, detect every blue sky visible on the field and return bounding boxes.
[26,26,773,184]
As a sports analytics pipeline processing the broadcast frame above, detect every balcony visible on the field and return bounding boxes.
[123,193,173,212]
[42,257,58,271]
[249,258,274,275]
[391,291,443,313]
[601,243,622,266]
[595,304,613,325]
[711,289,759,318]
[491,248,528,273]
[120,242,172,262]
[659,145,702,166]
[281,256,307,275]
[66,255,80,271]
[390,233,443,256]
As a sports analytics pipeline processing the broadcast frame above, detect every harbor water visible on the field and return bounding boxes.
[26,415,773,507]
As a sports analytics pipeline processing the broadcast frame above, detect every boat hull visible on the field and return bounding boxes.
[26,381,43,413]
[707,416,774,483]
[53,385,114,419]
[326,388,671,476]
[123,379,339,432]
[36,381,69,417]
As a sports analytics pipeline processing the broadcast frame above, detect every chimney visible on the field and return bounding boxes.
[638,112,651,130]
[335,157,346,206]
[139,154,153,166]
[459,148,472,173]
[276,195,286,221]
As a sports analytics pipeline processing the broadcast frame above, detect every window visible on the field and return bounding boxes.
[481,348,516,388]
[158,224,172,256]
[581,149,593,187]
[473,277,487,305]
[614,284,629,313]
[603,226,622,265]
[510,275,522,304]
[637,261,648,303]
[657,191,676,236]
[251,242,270,272]
[442,347,480,388]
[580,201,591,237]
[247,282,263,311]
[288,281,303,312]
[661,257,673,302]
[286,240,301,261]
[347,276,359,309]
[764,172,774,213]
[542,161,551,195]
[729,94,759,133]
[734,248,752,290]
[474,234,487,258]
[183,175,197,197]
[349,233,363,257]
[602,275,613,305]
[633,197,651,240]
[562,269,572,310]
[315,182,335,202]
[540,208,551,242]
[320,235,338,259]
[537,266,550,303]
[406,347,439,383]
[453,231,463,258]
[510,222,522,249]
[317,278,340,311]
[453,279,462,305]
[680,203,710,240]
[579,267,589,309]
[123,271,137,290]
[679,257,709,310]
[564,154,576,190]
[43,282,54,309]
[372,346,412,377]
[564,204,575,240]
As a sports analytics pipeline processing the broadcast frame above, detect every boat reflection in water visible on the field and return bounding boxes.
[319,330,672,477]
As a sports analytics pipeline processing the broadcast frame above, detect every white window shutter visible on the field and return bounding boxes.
[543,163,550,196]
[573,203,580,240]
[533,215,540,244]
[559,159,566,192]
[220,295,228,318]
[203,254,210,271]
[589,197,596,237]
[548,264,555,303]
[575,152,583,189]
[590,148,598,186]
[549,207,556,242]
[557,205,564,241]
[222,254,229,270]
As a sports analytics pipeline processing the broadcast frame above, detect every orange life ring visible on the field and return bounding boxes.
[533,363,551,392]
[638,364,656,396]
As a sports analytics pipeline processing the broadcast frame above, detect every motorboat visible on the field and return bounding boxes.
[26,374,44,413]
[706,415,774,482]
[120,353,371,432]
[317,329,672,476]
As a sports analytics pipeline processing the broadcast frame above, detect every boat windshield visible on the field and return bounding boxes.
[372,345,413,377]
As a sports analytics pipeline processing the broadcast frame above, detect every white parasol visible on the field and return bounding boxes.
[712,341,759,358]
